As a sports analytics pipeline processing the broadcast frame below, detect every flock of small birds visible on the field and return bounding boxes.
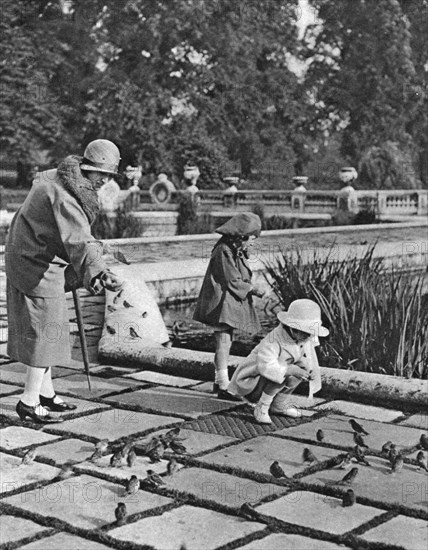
[263,418,428,511]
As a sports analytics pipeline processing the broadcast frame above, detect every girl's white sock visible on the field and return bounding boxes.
[215,369,230,390]
[258,392,275,407]
[21,367,46,407]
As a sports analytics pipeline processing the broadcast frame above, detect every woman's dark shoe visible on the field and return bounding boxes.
[16,400,64,424]
[217,389,244,402]
[40,394,77,412]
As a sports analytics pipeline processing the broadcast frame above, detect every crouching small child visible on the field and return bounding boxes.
[227,299,329,424]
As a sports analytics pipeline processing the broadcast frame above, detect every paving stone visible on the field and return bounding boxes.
[34,438,97,465]
[166,466,289,508]
[103,387,242,418]
[400,413,428,430]
[0,394,110,421]
[3,474,173,530]
[199,436,339,477]
[1,452,60,495]
[238,533,353,550]
[75,454,168,480]
[0,342,9,357]
[18,533,112,550]
[359,515,428,550]
[47,374,137,399]
[188,381,214,392]
[143,428,238,455]
[0,515,49,545]
[124,370,200,387]
[0,362,26,385]
[275,414,424,452]
[43,408,184,440]
[0,381,20,395]
[304,455,427,511]
[257,491,382,535]
[89,365,138,378]
[0,327,8,342]
[0,426,60,450]
[109,504,265,549]
[315,400,403,422]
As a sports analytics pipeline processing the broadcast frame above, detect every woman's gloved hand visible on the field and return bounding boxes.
[91,270,124,295]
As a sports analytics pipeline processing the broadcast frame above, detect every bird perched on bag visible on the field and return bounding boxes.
[338,467,359,485]
[129,327,141,339]
[333,453,352,469]
[316,429,325,442]
[126,475,139,495]
[342,489,356,507]
[115,502,127,526]
[110,451,123,467]
[123,300,134,308]
[381,441,393,456]
[270,461,287,479]
[167,458,179,476]
[353,432,368,448]
[240,502,259,519]
[349,419,369,435]
[388,444,398,464]
[419,434,428,451]
[144,469,165,489]
[127,447,137,467]
[95,439,109,452]
[416,451,428,472]
[21,447,37,465]
[390,454,404,474]
[302,448,319,464]
[353,445,371,466]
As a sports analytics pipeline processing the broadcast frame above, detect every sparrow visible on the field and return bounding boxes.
[390,454,404,474]
[90,449,103,463]
[129,327,141,339]
[388,444,398,464]
[270,461,287,479]
[21,447,37,465]
[123,300,134,308]
[58,462,74,480]
[106,325,116,335]
[342,489,356,507]
[127,448,137,467]
[416,451,428,472]
[142,311,148,318]
[113,250,130,265]
[145,469,165,488]
[334,453,352,469]
[95,439,109,452]
[353,432,368,448]
[107,305,116,313]
[161,427,182,446]
[353,445,371,466]
[110,451,123,467]
[240,502,259,519]
[170,440,187,455]
[302,448,318,464]
[381,441,393,455]
[419,434,428,451]
[113,289,124,304]
[349,419,369,435]
[115,502,127,526]
[316,429,325,442]
[338,467,359,485]
[167,458,179,476]
[147,442,165,463]
[120,440,134,458]
[126,475,139,495]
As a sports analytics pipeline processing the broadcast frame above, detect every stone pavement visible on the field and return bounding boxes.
[0,356,427,550]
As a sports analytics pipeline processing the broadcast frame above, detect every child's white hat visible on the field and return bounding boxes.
[277,299,329,337]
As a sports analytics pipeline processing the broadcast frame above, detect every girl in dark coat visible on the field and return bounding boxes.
[193,212,264,399]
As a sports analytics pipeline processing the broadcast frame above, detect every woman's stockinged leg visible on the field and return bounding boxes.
[214,331,233,390]
[21,366,47,407]
[40,368,64,404]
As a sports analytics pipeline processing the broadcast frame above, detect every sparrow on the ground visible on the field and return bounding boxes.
[115,502,127,525]
[90,449,103,463]
[353,432,368,448]
[95,439,109,452]
[419,434,428,451]
[349,419,369,435]
[388,444,398,464]
[110,451,123,467]
[353,445,371,466]
[170,440,187,454]
[145,469,165,488]
[120,440,134,458]
[333,453,352,469]
[270,461,287,478]
[161,427,182,446]
[240,502,259,519]
[390,454,404,474]
[416,451,428,472]
[338,467,359,485]
[342,488,356,507]
[316,429,325,442]
[126,475,139,495]
[147,441,165,463]
[302,448,318,464]
[381,441,393,455]
[127,447,137,467]
[21,447,37,465]
[167,458,179,476]
[58,462,74,480]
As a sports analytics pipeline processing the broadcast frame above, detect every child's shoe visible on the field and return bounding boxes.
[254,402,272,424]
[270,395,302,418]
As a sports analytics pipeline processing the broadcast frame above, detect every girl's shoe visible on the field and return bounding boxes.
[16,401,64,424]
[40,394,77,412]
[254,402,272,424]
[217,389,243,402]
[213,383,219,394]
[270,402,302,418]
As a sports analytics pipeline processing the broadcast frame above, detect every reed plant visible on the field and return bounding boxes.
[264,244,428,379]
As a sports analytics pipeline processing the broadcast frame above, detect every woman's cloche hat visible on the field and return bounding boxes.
[215,212,261,237]
[277,299,329,337]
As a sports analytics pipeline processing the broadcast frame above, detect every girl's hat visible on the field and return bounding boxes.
[277,299,329,337]
[215,212,261,237]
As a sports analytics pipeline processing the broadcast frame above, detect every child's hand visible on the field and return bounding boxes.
[287,364,310,381]
[251,285,265,298]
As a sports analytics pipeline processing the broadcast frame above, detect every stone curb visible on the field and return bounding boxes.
[99,343,427,409]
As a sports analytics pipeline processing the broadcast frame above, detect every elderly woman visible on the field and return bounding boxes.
[193,212,265,400]
[6,139,124,424]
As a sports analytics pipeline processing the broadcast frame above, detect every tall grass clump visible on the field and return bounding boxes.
[264,244,428,379]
